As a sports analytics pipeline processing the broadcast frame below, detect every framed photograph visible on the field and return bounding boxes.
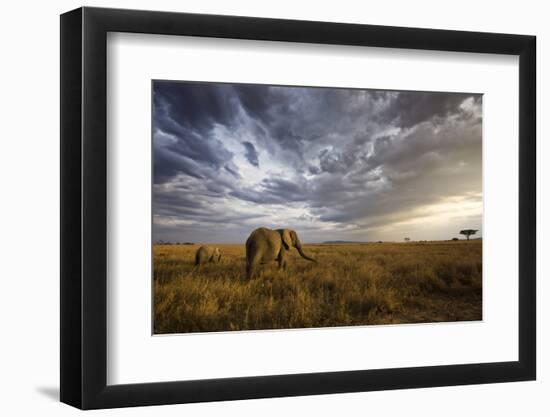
[60,7,536,409]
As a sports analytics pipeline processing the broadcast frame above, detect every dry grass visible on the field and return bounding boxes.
[153,241,482,334]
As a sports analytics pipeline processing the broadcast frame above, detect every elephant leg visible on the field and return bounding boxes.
[246,261,255,279]
[246,258,255,279]
[277,251,287,270]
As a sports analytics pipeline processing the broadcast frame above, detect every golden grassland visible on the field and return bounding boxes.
[153,241,482,334]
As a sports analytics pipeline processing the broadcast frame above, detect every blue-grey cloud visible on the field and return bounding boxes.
[152,81,482,243]
[242,141,259,167]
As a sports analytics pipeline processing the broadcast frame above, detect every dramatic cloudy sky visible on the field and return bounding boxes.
[152,81,482,243]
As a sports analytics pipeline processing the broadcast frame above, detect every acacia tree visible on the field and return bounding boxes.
[404,237,411,242]
[459,229,478,240]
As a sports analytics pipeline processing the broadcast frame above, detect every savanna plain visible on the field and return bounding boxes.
[154,241,482,334]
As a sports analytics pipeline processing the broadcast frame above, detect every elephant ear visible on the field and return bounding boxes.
[281,229,292,250]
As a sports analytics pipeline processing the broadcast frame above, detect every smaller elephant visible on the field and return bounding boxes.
[194,245,222,265]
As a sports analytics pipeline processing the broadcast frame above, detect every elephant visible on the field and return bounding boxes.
[245,228,316,279]
[194,245,222,266]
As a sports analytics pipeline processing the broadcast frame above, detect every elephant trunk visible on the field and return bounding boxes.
[296,245,317,263]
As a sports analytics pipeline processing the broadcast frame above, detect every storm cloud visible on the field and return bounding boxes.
[242,141,259,167]
[153,81,482,243]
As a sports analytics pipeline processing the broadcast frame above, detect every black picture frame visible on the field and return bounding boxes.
[60,6,536,410]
